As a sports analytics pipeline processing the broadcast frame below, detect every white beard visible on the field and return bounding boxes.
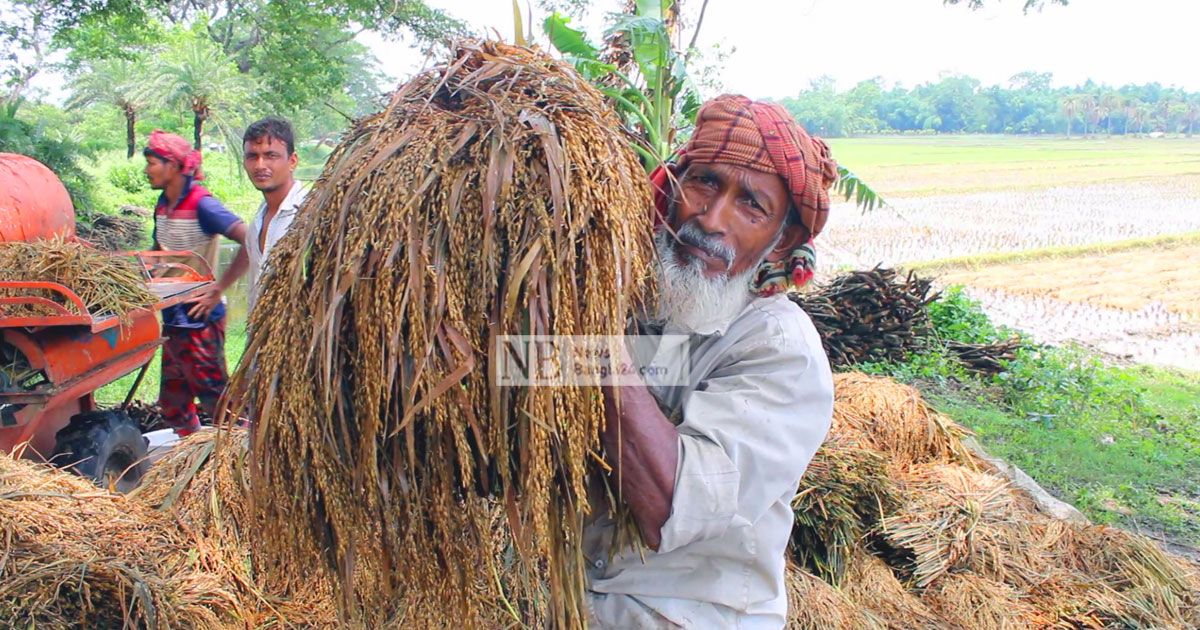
[653,230,757,335]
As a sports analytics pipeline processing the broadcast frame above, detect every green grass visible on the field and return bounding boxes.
[826,135,1200,197]
[95,320,248,406]
[861,288,1200,549]
[929,364,1200,547]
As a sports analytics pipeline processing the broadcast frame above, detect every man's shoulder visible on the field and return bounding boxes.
[731,294,821,353]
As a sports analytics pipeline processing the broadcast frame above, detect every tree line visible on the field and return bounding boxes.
[778,72,1200,138]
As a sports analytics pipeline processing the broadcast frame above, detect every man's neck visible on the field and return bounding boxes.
[164,177,187,208]
[262,177,296,216]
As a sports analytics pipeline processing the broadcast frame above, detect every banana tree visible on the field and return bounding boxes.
[543,1,886,212]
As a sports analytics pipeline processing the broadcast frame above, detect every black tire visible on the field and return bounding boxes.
[53,410,149,493]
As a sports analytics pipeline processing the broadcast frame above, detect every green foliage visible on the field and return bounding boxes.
[0,99,96,213]
[779,74,1198,138]
[927,286,1004,343]
[106,160,148,194]
[544,5,699,169]
[859,286,1200,546]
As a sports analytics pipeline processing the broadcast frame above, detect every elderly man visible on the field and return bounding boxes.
[143,130,247,436]
[584,95,838,628]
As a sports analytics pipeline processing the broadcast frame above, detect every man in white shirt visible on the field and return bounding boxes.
[233,117,306,311]
[585,95,840,628]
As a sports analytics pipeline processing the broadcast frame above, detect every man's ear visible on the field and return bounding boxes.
[764,223,809,263]
[288,151,298,172]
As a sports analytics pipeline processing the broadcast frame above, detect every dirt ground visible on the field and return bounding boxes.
[938,243,1200,316]
[928,242,1200,371]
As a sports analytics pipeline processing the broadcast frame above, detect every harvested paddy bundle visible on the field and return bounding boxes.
[1041,524,1200,628]
[832,372,976,467]
[842,547,939,629]
[0,454,237,628]
[131,428,339,628]
[226,41,654,626]
[921,572,1047,630]
[790,434,899,584]
[784,563,879,630]
[0,235,155,323]
[881,463,1050,588]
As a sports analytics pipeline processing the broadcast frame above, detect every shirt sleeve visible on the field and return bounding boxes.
[656,305,834,554]
[196,195,243,238]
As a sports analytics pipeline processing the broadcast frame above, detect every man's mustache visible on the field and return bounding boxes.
[673,221,735,269]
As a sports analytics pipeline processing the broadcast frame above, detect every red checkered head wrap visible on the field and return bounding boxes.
[650,94,839,294]
[146,130,204,180]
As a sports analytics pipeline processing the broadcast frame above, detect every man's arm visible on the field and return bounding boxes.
[187,196,248,319]
[602,377,679,551]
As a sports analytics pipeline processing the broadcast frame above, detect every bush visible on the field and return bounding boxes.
[107,161,149,194]
[927,286,1005,344]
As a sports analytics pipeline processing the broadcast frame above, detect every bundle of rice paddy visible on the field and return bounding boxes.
[784,563,877,630]
[831,372,976,467]
[921,572,1047,630]
[841,548,939,629]
[0,235,156,323]
[225,40,654,626]
[881,463,1050,588]
[131,429,339,628]
[0,454,238,628]
[790,434,899,584]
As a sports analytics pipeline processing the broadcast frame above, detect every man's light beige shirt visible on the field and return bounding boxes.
[585,294,834,629]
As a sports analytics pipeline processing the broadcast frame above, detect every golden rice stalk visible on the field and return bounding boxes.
[881,463,1053,588]
[131,428,340,628]
[842,547,939,629]
[1044,524,1200,628]
[225,40,654,627]
[832,372,976,468]
[0,235,156,324]
[0,454,239,628]
[921,572,1048,630]
[784,563,881,630]
[790,434,899,585]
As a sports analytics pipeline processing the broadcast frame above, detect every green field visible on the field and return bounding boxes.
[826,135,1200,196]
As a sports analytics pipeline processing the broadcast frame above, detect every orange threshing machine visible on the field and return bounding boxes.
[0,153,215,490]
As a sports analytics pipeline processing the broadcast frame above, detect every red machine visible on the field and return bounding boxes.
[0,153,215,491]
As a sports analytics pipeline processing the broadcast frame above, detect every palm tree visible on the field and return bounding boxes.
[1060,95,1081,138]
[1185,98,1200,137]
[1122,98,1142,135]
[1100,92,1124,135]
[66,59,149,158]
[1079,94,1099,136]
[141,33,251,150]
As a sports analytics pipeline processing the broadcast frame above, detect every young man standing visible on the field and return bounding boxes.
[235,117,306,311]
[143,130,247,437]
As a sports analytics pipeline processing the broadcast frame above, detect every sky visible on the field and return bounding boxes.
[361,0,1199,99]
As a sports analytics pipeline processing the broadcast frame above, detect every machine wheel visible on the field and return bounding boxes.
[53,410,149,493]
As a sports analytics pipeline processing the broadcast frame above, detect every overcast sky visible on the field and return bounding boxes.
[362,0,1198,98]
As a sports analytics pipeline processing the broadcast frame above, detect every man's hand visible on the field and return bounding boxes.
[186,284,223,320]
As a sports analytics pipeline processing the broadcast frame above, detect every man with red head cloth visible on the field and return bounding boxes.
[584,95,838,628]
[143,130,248,436]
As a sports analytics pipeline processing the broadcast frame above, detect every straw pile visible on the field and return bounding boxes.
[225,41,653,626]
[77,211,147,251]
[0,235,155,323]
[830,372,976,467]
[790,435,898,584]
[786,373,1200,629]
[0,454,237,628]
